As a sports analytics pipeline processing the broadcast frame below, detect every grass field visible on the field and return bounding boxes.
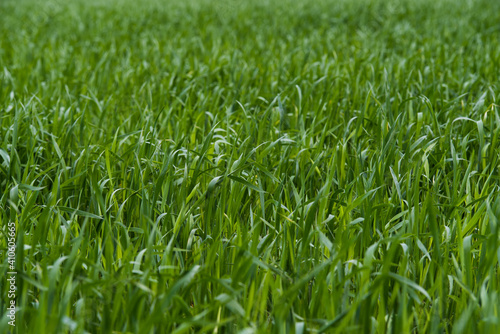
[1,0,500,332]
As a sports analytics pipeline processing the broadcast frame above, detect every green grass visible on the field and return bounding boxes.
[1,0,500,332]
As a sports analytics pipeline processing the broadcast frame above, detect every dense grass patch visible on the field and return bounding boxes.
[1,0,500,332]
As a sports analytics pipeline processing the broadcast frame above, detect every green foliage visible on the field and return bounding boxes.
[1,0,500,332]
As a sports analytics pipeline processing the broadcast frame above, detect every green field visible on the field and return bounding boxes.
[1,0,500,332]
